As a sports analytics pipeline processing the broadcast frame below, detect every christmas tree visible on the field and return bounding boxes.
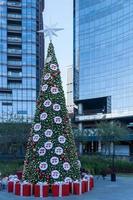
[22,42,80,184]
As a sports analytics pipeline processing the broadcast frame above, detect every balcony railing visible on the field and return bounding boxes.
[8,37,21,43]
[8,25,21,31]
[7,2,21,7]
[8,49,22,54]
[8,73,22,78]
[8,14,21,19]
[8,61,22,66]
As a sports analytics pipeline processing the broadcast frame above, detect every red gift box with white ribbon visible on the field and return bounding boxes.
[8,181,15,193]
[73,181,84,195]
[52,182,70,197]
[15,182,32,196]
[34,182,49,197]
[90,175,94,190]
[8,179,19,193]
[69,182,74,194]
[82,177,90,192]
[82,180,87,193]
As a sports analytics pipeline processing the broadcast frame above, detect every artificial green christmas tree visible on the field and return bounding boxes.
[23,42,80,184]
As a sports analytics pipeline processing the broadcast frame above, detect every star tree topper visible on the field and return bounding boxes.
[38,8,64,41]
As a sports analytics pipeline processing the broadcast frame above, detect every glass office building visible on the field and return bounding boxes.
[66,65,74,114]
[74,0,133,155]
[0,0,44,122]
[74,0,133,124]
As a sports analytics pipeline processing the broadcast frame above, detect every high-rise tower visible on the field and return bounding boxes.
[0,0,44,122]
[74,0,133,155]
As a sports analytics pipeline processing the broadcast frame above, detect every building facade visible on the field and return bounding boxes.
[66,65,74,114]
[74,0,133,155]
[0,0,44,122]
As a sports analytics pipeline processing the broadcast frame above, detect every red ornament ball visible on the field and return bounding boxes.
[46,175,50,179]
[24,160,28,164]
[39,175,43,179]
[36,168,40,172]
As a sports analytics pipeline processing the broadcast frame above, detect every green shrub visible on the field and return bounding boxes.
[0,160,23,177]
[115,159,133,173]
[79,155,133,174]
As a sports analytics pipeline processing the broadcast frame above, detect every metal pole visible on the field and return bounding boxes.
[111,140,116,181]
[112,141,115,171]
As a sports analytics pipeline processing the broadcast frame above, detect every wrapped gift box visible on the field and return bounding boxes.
[15,183,21,195]
[62,183,70,196]
[73,181,83,195]
[23,184,32,196]
[52,183,70,197]
[82,180,87,193]
[34,183,49,197]
[8,179,19,193]
[15,182,32,196]
[86,179,90,192]
[82,179,90,192]
[90,176,94,190]
[8,181,14,193]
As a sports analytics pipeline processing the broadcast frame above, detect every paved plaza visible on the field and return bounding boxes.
[0,175,133,200]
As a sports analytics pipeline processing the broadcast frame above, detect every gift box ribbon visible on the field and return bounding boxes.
[74,180,82,195]
[20,182,32,196]
[37,182,48,197]
[59,183,62,197]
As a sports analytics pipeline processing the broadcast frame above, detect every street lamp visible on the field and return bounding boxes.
[111,136,116,181]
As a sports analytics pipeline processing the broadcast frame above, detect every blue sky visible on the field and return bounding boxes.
[44,0,73,93]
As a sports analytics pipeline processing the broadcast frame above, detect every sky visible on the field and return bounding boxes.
[44,0,73,93]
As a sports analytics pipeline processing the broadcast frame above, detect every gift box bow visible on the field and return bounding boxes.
[83,175,90,180]
[37,182,48,185]
[9,175,18,180]
[22,180,30,184]
[8,178,19,182]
